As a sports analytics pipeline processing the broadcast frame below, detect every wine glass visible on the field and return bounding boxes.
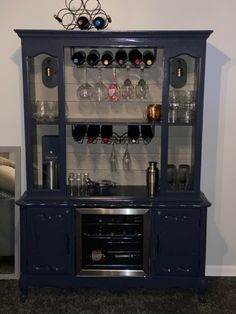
[108,68,120,102]
[47,101,58,121]
[122,143,131,171]
[121,65,134,100]
[32,100,50,122]
[77,68,93,100]
[93,67,108,102]
[110,143,118,171]
[135,66,149,99]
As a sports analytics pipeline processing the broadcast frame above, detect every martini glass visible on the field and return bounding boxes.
[121,65,134,100]
[93,67,108,102]
[77,68,93,100]
[135,66,149,99]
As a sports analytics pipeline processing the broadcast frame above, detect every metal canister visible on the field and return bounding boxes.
[146,161,159,196]
[43,150,59,190]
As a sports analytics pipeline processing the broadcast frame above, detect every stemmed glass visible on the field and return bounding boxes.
[108,68,121,102]
[122,143,131,171]
[135,66,149,99]
[77,68,93,100]
[32,100,50,122]
[121,65,134,100]
[110,143,118,171]
[94,67,108,102]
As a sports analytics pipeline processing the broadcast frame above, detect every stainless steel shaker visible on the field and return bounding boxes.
[43,150,59,190]
[146,161,159,196]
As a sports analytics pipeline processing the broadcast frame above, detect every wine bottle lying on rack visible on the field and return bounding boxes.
[115,50,128,66]
[129,49,142,66]
[101,50,113,66]
[143,50,155,66]
[87,50,100,66]
[77,16,90,30]
[93,16,106,30]
[71,51,86,66]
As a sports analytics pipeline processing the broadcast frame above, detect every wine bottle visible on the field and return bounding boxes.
[101,50,113,66]
[101,125,113,144]
[143,50,155,66]
[93,16,105,30]
[77,16,90,30]
[129,49,142,66]
[71,51,86,66]
[115,50,127,66]
[87,50,100,66]
[128,125,140,144]
[87,125,100,143]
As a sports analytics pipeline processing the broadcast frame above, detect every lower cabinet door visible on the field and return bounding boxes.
[152,209,201,276]
[26,207,73,274]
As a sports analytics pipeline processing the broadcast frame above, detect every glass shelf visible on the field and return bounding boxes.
[66,118,161,125]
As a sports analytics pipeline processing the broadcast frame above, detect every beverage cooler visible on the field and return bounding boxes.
[76,208,150,276]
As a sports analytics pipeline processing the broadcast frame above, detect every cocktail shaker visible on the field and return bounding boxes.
[43,150,59,190]
[146,161,159,196]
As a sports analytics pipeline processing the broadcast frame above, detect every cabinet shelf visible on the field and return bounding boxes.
[67,118,160,125]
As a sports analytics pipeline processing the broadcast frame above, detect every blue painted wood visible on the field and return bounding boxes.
[22,207,73,275]
[15,29,212,301]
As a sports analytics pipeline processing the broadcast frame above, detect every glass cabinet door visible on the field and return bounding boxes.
[167,54,199,192]
[63,47,164,195]
[28,54,60,191]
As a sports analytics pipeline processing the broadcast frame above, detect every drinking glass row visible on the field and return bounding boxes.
[77,68,149,101]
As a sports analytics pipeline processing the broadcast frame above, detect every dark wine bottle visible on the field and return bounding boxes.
[87,125,100,143]
[143,50,155,66]
[101,125,113,144]
[77,16,90,30]
[101,50,113,66]
[128,125,140,144]
[71,51,86,66]
[93,16,105,30]
[115,50,128,66]
[87,50,100,66]
[129,49,142,66]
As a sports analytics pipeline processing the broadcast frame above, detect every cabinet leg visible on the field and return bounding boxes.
[19,277,28,303]
[197,277,207,303]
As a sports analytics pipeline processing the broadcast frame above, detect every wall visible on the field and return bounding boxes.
[0,0,236,276]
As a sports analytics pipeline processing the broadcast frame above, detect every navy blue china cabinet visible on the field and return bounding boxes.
[15,29,212,302]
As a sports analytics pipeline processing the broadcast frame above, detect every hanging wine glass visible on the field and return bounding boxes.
[122,143,131,171]
[108,68,120,101]
[110,143,118,171]
[93,67,108,102]
[135,65,149,99]
[121,65,134,100]
[77,68,94,100]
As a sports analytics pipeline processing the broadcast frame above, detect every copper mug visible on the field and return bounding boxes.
[145,104,161,122]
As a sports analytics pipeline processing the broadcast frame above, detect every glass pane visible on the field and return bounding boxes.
[64,47,163,196]
[167,54,198,191]
[167,126,194,191]
[28,54,60,190]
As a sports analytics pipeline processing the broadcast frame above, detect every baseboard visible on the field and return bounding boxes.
[206,265,236,276]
